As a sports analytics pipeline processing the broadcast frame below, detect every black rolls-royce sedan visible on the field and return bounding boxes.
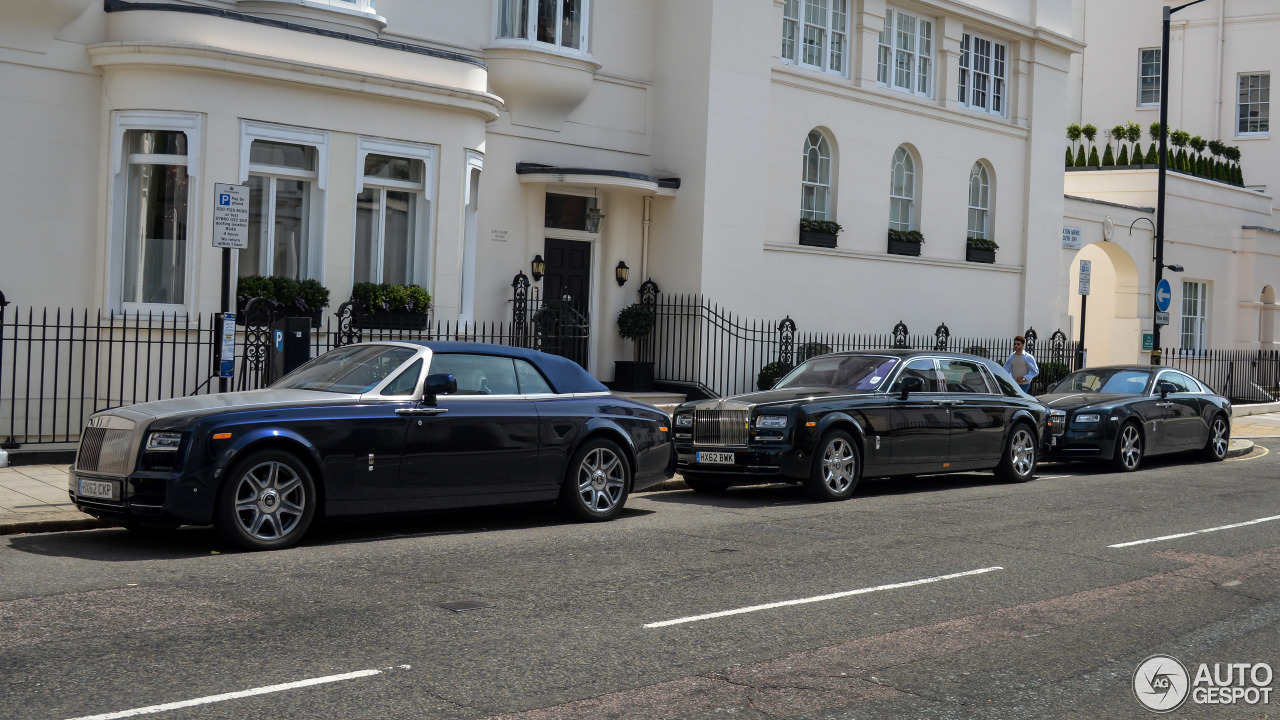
[673,350,1054,500]
[1039,365,1232,471]
[69,342,675,550]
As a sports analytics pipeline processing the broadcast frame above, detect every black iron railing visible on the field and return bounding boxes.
[1164,347,1280,403]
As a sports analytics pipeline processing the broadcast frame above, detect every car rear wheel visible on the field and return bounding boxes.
[683,474,732,493]
[995,423,1038,482]
[560,438,630,521]
[1112,422,1144,472]
[215,450,316,551]
[1203,414,1230,461]
[804,430,859,501]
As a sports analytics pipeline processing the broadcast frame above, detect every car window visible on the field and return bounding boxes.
[1058,369,1151,394]
[428,354,520,395]
[515,359,554,394]
[274,345,418,393]
[938,359,991,393]
[773,355,898,390]
[380,359,423,396]
[1157,371,1199,394]
[890,358,942,393]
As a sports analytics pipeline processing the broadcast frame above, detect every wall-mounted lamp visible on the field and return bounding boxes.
[586,190,605,233]
[531,254,546,281]
[615,260,630,286]
[1164,264,1184,273]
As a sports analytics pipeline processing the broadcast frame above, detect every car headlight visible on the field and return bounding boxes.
[145,431,183,451]
[754,415,788,429]
[1073,413,1102,424]
[674,414,693,428]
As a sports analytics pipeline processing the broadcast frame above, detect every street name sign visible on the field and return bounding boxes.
[1062,226,1082,250]
[213,183,250,249]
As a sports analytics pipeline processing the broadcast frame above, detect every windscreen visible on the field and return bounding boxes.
[1054,368,1151,394]
[774,355,899,391]
[273,345,418,393]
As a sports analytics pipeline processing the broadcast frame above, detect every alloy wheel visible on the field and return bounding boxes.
[233,460,307,541]
[821,437,857,494]
[1118,425,1142,470]
[1010,427,1036,477]
[576,446,626,513]
[1210,417,1229,458]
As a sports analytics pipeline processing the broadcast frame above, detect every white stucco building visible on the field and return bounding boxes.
[1061,0,1279,362]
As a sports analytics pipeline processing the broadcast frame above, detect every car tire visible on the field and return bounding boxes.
[215,449,317,551]
[683,473,732,493]
[560,438,631,522]
[995,422,1038,482]
[1112,421,1144,472]
[803,430,860,501]
[1203,414,1230,461]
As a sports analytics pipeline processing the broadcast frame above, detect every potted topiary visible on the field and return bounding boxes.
[887,228,925,257]
[350,282,432,330]
[614,303,656,391]
[965,237,999,264]
[757,361,793,391]
[799,218,842,248]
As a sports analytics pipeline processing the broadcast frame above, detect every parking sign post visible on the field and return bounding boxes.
[214,183,250,392]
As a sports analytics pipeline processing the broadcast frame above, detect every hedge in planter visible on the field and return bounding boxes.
[236,275,330,327]
[965,237,999,264]
[757,361,793,391]
[350,282,432,329]
[887,229,925,256]
[799,218,842,248]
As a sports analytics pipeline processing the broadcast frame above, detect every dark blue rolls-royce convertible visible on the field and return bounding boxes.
[69,342,675,550]
[1039,365,1232,471]
[673,350,1054,500]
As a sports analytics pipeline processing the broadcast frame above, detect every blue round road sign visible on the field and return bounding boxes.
[1155,278,1173,312]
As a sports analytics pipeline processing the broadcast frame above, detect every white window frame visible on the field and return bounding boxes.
[1180,280,1208,352]
[108,110,203,315]
[889,146,916,232]
[878,6,934,98]
[1237,72,1270,136]
[958,31,1008,116]
[782,0,849,76]
[459,150,484,323]
[967,162,990,240]
[802,130,833,221]
[352,136,437,288]
[493,0,591,56]
[237,121,329,283]
[1138,48,1161,107]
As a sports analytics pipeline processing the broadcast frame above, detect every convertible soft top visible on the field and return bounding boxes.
[403,341,609,395]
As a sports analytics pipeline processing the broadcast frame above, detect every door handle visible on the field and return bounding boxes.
[1155,402,1175,408]
[396,407,449,416]
[936,399,964,406]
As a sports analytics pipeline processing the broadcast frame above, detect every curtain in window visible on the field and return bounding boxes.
[497,0,529,39]
[122,130,188,305]
[802,130,832,221]
[889,147,915,231]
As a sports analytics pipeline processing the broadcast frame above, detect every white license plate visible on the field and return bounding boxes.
[78,478,117,501]
[696,451,735,465]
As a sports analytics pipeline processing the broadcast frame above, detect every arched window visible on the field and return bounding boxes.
[889,146,916,231]
[802,130,833,220]
[967,162,990,239]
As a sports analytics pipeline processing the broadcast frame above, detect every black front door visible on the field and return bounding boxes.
[541,238,591,368]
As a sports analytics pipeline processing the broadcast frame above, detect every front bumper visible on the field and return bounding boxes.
[1043,425,1115,461]
[675,443,810,479]
[68,466,218,526]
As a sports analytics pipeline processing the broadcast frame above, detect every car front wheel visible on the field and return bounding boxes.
[560,438,630,521]
[804,430,860,501]
[1112,422,1144,472]
[995,423,1038,482]
[215,450,316,551]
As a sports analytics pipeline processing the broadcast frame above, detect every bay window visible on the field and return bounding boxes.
[353,138,436,286]
[238,122,328,283]
[496,0,589,52]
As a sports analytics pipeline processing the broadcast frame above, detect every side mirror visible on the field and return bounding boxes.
[423,373,457,402]
[1158,381,1177,399]
[898,375,925,399]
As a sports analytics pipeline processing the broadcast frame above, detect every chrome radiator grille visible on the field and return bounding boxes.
[76,416,137,476]
[693,409,750,446]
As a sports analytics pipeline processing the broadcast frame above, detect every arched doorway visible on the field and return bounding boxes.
[1066,242,1142,366]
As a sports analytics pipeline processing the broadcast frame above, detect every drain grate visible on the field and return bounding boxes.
[439,600,494,612]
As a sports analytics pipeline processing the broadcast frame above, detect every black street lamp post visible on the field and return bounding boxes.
[1152,0,1206,365]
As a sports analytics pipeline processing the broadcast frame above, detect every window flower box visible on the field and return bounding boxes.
[965,237,999,264]
[799,219,841,249]
[887,229,924,257]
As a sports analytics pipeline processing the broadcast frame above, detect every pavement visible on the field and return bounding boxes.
[3,411,1277,537]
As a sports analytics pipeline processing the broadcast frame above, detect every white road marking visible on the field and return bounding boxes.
[1035,475,1072,480]
[65,666,411,720]
[643,566,1004,629]
[1109,515,1280,548]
